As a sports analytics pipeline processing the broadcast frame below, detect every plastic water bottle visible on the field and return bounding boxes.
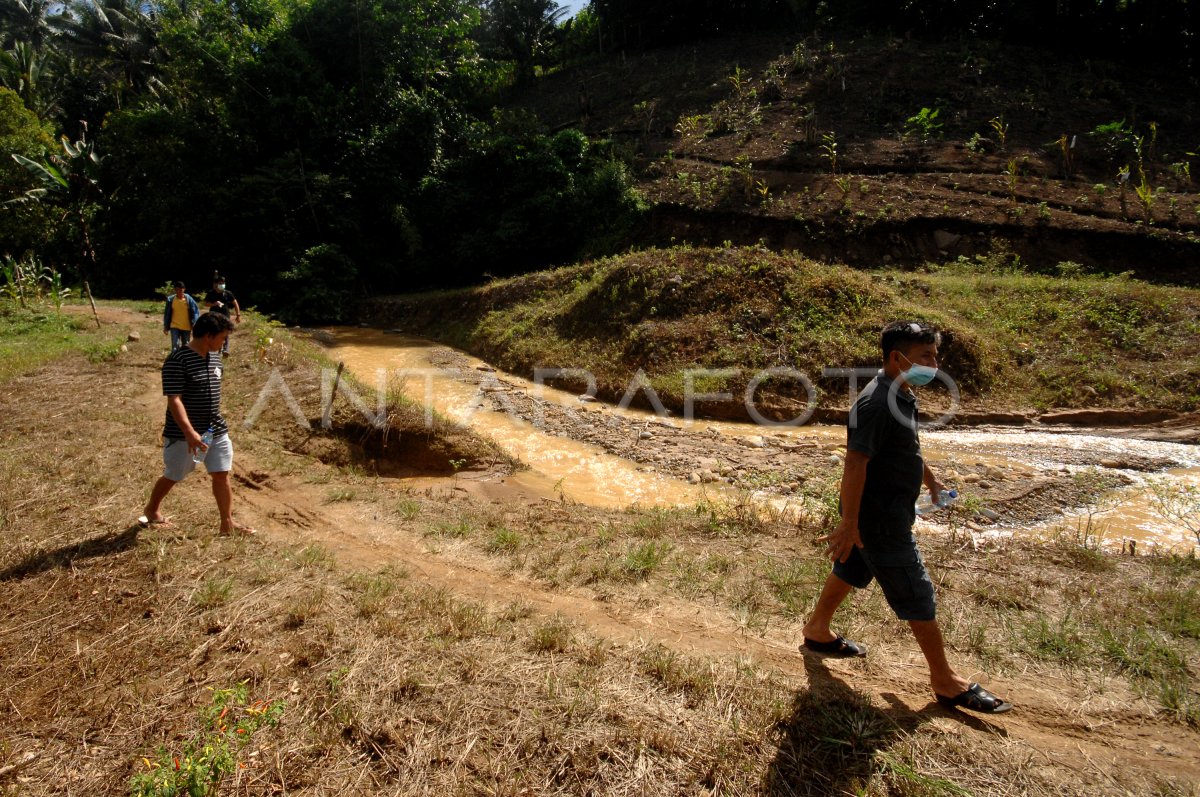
[915,489,958,516]
[192,427,214,463]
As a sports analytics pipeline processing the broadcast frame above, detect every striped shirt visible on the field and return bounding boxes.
[161,347,227,440]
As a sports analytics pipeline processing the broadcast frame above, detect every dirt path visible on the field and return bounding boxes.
[230,442,1200,787]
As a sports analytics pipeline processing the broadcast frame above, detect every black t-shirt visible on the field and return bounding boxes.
[846,373,923,522]
[204,288,236,316]
[161,346,227,439]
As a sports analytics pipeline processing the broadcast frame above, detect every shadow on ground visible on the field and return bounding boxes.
[0,525,141,581]
[764,649,1007,795]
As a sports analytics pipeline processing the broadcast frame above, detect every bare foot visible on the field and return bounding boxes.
[219,521,257,536]
[137,514,175,528]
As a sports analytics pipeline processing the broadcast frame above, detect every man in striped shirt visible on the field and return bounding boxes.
[141,312,256,535]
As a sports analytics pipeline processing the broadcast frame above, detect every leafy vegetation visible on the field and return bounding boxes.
[3,0,1197,320]
[129,683,284,797]
[0,0,641,320]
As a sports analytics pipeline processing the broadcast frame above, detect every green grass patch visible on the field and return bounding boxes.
[622,540,672,580]
[0,301,125,381]
[193,577,234,609]
[426,519,474,538]
[483,526,523,553]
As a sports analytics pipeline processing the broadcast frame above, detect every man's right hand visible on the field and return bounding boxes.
[818,518,863,563]
[184,428,205,457]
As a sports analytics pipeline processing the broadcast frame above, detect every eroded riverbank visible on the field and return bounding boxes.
[320,328,1200,552]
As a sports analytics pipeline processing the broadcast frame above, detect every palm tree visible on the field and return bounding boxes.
[53,0,166,106]
[0,0,62,50]
[485,0,566,85]
[0,40,63,118]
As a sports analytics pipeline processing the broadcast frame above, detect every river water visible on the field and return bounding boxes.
[322,328,1200,554]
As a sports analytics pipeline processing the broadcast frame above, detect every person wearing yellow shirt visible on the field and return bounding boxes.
[162,281,201,351]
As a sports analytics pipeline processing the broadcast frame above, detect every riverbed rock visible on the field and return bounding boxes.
[126,331,140,342]
[688,472,702,484]
[979,508,1001,521]
[578,394,597,403]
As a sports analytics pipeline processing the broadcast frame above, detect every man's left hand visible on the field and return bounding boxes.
[924,478,946,504]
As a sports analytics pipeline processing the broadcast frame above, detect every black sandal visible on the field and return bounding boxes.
[802,635,867,658]
[936,683,1013,714]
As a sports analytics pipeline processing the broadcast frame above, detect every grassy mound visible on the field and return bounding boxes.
[364,246,1200,415]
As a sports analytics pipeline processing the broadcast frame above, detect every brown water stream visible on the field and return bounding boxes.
[323,329,1200,553]
[325,329,708,508]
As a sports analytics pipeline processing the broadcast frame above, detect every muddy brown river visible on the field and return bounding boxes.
[322,328,1200,554]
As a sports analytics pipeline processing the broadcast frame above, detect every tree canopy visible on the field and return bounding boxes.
[1,0,1195,321]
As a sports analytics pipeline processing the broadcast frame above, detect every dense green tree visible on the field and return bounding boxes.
[8,125,102,277]
[586,0,1196,69]
[415,127,641,284]
[0,85,54,256]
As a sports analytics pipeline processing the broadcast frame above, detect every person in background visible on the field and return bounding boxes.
[162,281,200,351]
[800,320,1012,715]
[204,273,241,355]
[140,311,256,536]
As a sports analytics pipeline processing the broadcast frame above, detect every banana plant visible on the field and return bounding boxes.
[8,126,102,274]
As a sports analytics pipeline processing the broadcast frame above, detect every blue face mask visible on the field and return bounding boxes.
[898,352,938,386]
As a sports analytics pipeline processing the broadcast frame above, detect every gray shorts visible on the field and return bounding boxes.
[162,433,233,482]
[833,544,936,621]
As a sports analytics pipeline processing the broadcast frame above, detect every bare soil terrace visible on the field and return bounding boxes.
[517,33,1200,279]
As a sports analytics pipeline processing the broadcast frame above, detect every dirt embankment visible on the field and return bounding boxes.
[361,246,1200,422]
[515,33,1200,279]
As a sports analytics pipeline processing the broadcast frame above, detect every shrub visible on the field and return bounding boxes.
[276,244,359,324]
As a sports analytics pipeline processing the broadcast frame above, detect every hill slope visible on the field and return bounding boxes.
[515,33,1200,279]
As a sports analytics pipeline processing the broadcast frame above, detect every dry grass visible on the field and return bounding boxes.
[1,303,1198,796]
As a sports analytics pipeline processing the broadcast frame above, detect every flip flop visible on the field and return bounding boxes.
[936,683,1013,714]
[137,515,175,528]
[802,635,867,658]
